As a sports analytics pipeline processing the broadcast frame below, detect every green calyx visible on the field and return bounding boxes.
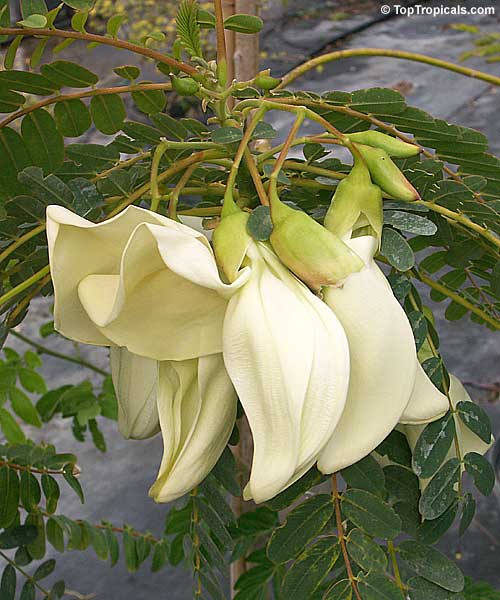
[213,205,251,283]
[255,72,282,91]
[324,157,383,246]
[354,143,420,202]
[171,75,200,96]
[346,130,420,158]
[268,187,364,290]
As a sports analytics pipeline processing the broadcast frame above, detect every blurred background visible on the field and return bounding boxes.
[1,0,500,597]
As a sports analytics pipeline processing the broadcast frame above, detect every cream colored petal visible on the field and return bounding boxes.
[76,222,250,360]
[259,244,350,475]
[149,355,237,503]
[318,261,417,474]
[350,239,451,427]
[46,205,176,346]
[110,347,160,440]
[399,362,449,425]
[225,243,349,503]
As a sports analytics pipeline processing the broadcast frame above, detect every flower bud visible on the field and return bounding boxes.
[268,190,364,290]
[171,75,200,96]
[324,157,383,245]
[346,130,420,158]
[255,71,282,91]
[354,143,420,201]
[213,210,252,283]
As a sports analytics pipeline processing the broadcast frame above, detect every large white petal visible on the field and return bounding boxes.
[318,239,417,474]
[149,355,237,503]
[224,243,349,503]
[110,347,160,439]
[46,205,175,346]
[349,236,450,427]
[77,223,249,360]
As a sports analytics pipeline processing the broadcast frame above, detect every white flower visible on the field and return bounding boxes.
[46,205,249,361]
[318,235,418,474]
[149,354,237,503]
[47,206,351,504]
[223,242,350,503]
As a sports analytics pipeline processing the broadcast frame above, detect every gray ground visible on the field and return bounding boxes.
[2,0,500,597]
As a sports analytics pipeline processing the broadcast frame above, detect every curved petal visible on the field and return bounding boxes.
[110,347,160,440]
[149,355,237,503]
[77,222,250,360]
[349,237,450,427]
[400,362,449,425]
[224,243,349,503]
[48,205,250,360]
[46,205,174,346]
[318,239,417,474]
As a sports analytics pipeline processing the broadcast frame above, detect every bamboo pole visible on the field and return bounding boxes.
[227,1,260,597]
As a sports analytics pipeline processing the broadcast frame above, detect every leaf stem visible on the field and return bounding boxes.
[0,265,50,307]
[168,163,199,219]
[278,48,500,89]
[0,460,69,475]
[0,549,51,597]
[0,27,197,75]
[0,223,46,266]
[244,148,269,206]
[8,330,109,377]
[0,83,172,130]
[224,105,268,209]
[108,149,226,216]
[268,110,305,198]
[150,142,169,212]
[331,474,362,600]
[387,540,404,591]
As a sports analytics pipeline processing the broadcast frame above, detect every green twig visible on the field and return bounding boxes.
[8,330,109,377]
[387,541,404,592]
[0,265,50,307]
[279,48,500,89]
[168,163,199,219]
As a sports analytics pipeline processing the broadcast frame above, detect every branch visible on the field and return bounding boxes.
[0,460,71,476]
[0,83,172,130]
[0,28,197,75]
[9,330,110,377]
[331,474,362,600]
[279,48,500,89]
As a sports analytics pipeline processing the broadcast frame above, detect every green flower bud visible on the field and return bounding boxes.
[255,74,282,91]
[269,191,364,290]
[346,130,420,158]
[213,201,251,283]
[171,75,200,96]
[324,157,383,245]
[354,143,420,201]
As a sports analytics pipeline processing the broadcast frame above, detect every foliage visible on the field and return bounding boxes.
[0,0,499,598]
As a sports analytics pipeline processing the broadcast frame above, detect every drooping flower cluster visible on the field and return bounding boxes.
[45,132,489,505]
